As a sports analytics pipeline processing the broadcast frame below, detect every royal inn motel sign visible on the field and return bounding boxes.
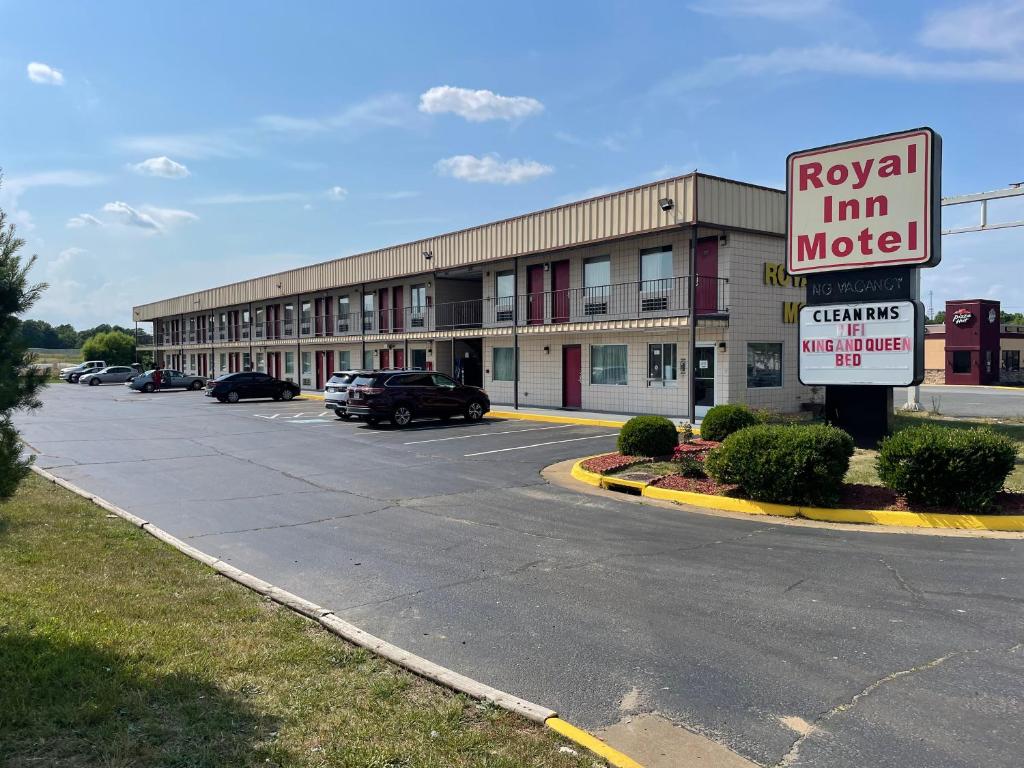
[785,127,1024,443]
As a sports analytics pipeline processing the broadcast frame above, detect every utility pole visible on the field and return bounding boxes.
[903,183,1024,411]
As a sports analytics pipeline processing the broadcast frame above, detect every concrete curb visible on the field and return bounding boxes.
[571,456,1024,533]
[29,464,646,767]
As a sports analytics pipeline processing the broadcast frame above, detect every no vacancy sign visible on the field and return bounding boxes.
[799,301,923,386]
[787,128,941,275]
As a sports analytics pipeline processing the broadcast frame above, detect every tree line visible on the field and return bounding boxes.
[17,319,153,349]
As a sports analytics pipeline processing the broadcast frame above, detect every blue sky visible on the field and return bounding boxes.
[2,0,1023,328]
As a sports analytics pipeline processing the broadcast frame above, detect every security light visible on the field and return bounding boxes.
[659,197,674,212]
[422,250,433,261]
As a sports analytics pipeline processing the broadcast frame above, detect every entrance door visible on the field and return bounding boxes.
[393,349,405,368]
[695,238,719,315]
[551,260,570,323]
[325,351,335,379]
[378,288,390,332]
[527,264,544,325]
[694,345,716,419]
[315,351,325,389]
[392,286,404,332]
[379,349,390,369]
[562,345,582,409]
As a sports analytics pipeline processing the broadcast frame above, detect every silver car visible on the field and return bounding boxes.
[127,369,206,393]
[79,365,142,386]
[324,369,373,420]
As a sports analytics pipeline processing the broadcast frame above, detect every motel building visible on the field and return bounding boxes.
[923,299,1024,385]
[134,173,824,419]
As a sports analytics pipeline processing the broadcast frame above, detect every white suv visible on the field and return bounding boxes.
[324,370,371,420]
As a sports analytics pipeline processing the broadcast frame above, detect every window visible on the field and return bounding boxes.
[254,307,265,337]
[411,348,427,369]
[747,343,783,388]
[1003,350,1021,371]
[301,352,312,375]
[410,284,427,327]
[256,352,265,372]
[640,246,672,311]
[647,343,677,386]
[952,350,972,374]
[590,344,627,385]
[242,352,251,371]
[300,301,312,335]
[432,373,457,387]
[493,347,516,381]
[337,350,351,370]
[584,257,610,315]
[337,295,350,332]
[283,303,295,336]
[389,373,431,386]
[363,350,374,369]
[495,270,515,322]
[284,351,295,377]
[219,353,227,372]
[363,293,375,331]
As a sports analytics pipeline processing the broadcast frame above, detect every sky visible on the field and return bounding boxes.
[2,0,1023,329]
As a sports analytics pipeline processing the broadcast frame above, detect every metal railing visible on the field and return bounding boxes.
[152,276,728,346]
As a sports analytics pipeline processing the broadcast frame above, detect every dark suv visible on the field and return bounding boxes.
[346,371,489,427]
[205,372,301,403]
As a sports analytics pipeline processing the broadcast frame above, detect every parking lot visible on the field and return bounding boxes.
[18,383,1024,768]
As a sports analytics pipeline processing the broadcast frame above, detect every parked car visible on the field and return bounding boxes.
[127,369,206,393]
[345,370,489,427]
[79,364,142,386]
[323,369,373,419]
[205,371,301,403]
[60,360,106,383]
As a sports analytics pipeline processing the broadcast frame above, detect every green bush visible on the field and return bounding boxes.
[705,424,854,506]
[617,415,678,458]
[81,330,135,366]
[876,425,1018,513]
[699,404,760,442]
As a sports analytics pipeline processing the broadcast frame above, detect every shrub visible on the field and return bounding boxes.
[876,425,1018,513]
[705,424,854,506]
[676,454,707,478]
[81,330,135,366]
[617,415,678,458]
[699,404,760,442]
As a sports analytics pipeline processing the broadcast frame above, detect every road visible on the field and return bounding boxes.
[18,384,1024,768]
[896,384,1024,419]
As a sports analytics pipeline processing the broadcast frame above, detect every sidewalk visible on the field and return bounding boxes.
[488,405,698,429]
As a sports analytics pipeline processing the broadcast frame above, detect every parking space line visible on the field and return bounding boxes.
[464,433,618,457]
[403,424,572,445]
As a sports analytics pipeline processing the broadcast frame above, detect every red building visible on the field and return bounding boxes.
[924,299,1024,385]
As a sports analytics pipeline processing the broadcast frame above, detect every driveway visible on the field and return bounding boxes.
[18,384,1024,768]
[896,384,1024,419]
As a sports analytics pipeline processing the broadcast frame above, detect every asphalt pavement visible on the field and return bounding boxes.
[17,384,1024,768]
[896,384,1024,419]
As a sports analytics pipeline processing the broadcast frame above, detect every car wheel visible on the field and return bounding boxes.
[142,382,155,393]
[190,380,203,391]
[216,395,227,403]
[280,388,295,401]
[366,417,381,426]
[391,404,414,427]
[465,400,485,422]
[89,378,100,386]
[70,375,79,383]
[226,391,241,403]
[340,413,352,421]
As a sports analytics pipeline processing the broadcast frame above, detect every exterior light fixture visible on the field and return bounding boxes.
[719,234,728,246]
[543,345,550,354]
[422,250,433,261]
[659,197,674,212]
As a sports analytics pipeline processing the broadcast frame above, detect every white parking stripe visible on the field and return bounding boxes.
[403,424,572,444]
[464,433,618,457]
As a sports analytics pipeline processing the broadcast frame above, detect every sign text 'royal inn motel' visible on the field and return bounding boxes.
[787,128,940,387]
[786,128,941,275]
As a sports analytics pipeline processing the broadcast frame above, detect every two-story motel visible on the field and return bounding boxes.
[133,173,819,419]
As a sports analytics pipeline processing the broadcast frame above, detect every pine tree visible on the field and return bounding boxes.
[0,176,48,499]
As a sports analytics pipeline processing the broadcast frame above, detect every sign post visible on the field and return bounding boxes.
[787,127,941,446]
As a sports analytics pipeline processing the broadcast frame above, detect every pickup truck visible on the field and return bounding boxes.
[59,360,106,383]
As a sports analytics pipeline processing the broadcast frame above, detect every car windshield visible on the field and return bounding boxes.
[327,373,354,385]
[351,375,377,387]
[213,373,238,382]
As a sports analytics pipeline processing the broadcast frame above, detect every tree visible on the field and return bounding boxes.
[54,323,78,348]
[81,330,135,365]
[0,177,48,499]
[18,318,59,348]
[929,311,945,324]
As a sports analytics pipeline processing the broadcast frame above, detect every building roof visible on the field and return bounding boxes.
[133,172,784,321]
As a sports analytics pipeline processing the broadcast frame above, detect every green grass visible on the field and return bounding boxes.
[608,461,678,478]
[844,414,1024,491]
[0,475,599,768]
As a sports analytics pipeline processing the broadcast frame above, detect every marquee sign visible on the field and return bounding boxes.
[787,128,941,275]
[798,300,923,386]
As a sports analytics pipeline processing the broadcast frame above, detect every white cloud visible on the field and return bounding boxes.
[50,247,86,274]
[326,186,348,200]
[102,201,198,233]
[1,170,106,233]
[920,1,1024,51]
[435,154,553,184]
[66,213,103,228]
[662,44,1024,90]
[256,94,416,137]
[130,156,191,179]
[191,191,305,205]
[27,61,64,85]
[419,86,544,122]
[688,0,836,18]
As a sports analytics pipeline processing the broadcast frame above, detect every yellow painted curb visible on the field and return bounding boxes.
[546,717,645,768]
[299,392,325,400]
[488,410,628,429]
[571,457,1024,532]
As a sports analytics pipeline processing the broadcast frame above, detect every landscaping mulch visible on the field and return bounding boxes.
[581,453,651,474]
[651,475,738,496]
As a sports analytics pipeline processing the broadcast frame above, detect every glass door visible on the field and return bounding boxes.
[694,345,716,419]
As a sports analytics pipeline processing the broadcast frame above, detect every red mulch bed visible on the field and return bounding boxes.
[581,453,652,474]
[652,475,738,495]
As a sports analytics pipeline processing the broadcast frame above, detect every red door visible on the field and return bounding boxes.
[378,288,390,332]
[393,349,405,368]
[314,299,323,336]
[562,345,582,408]
[379,349,390,369]
[389,284,401,329]
[325,298,334,336]
[527,265,544,325]
[695,238,719,315]
[551,260,569,323]
[326,351,334,377]
[315,351,325,389]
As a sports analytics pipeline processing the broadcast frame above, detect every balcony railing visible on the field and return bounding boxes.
[150,276,727,346]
